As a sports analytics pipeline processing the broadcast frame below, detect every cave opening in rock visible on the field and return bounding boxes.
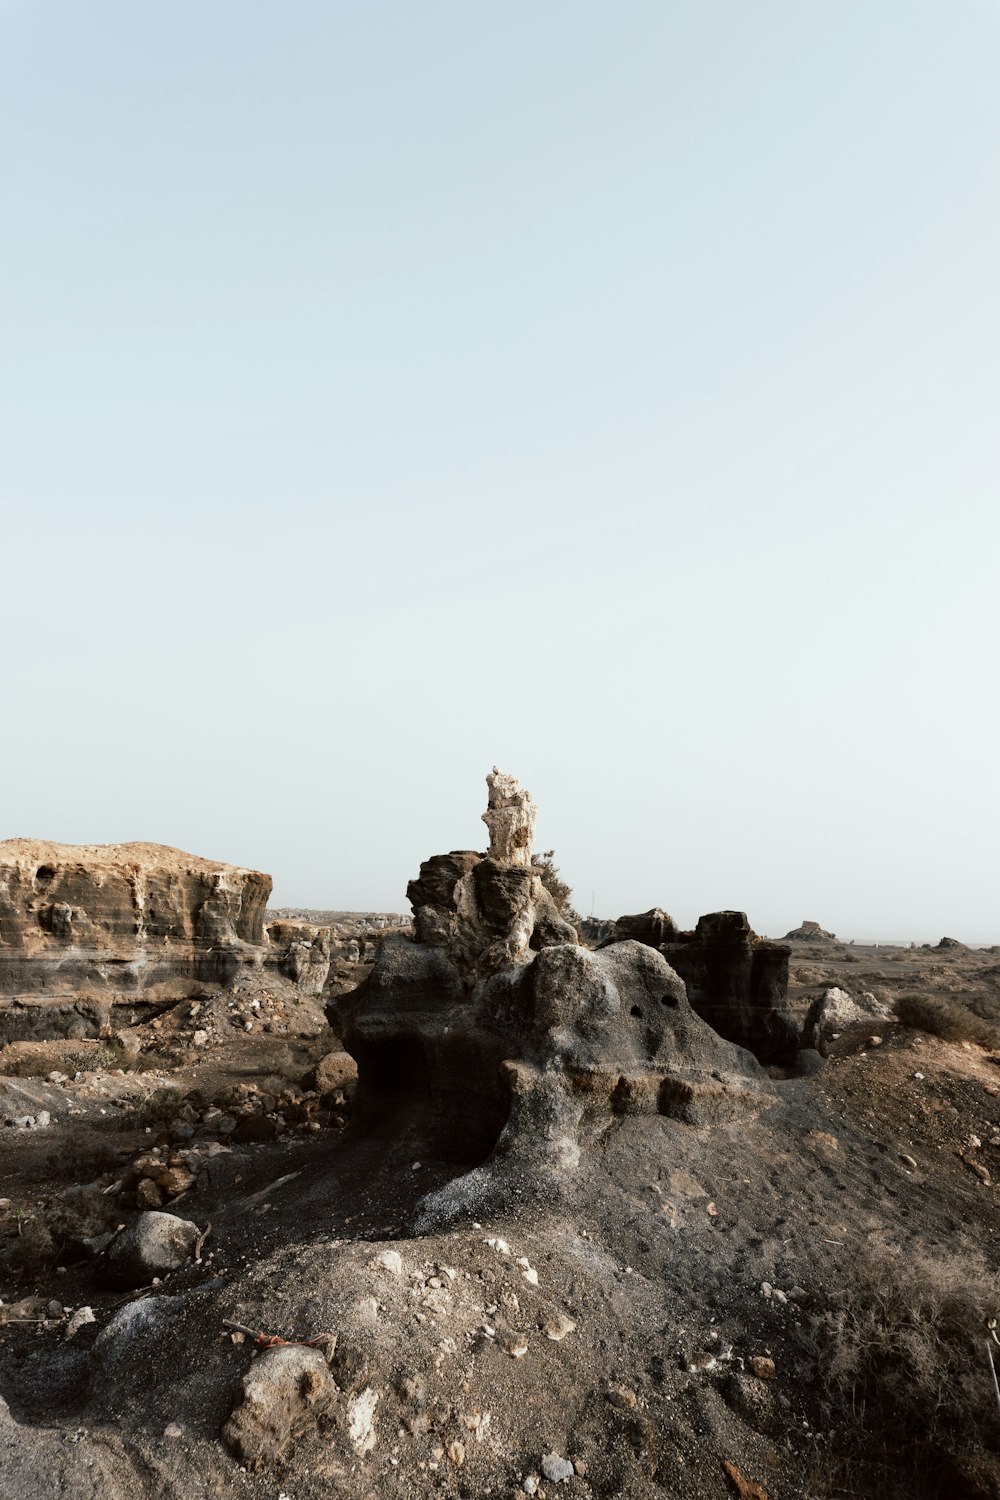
[348,1033,512,1168]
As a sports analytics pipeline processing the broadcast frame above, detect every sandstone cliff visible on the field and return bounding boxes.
[0,840,329,1040]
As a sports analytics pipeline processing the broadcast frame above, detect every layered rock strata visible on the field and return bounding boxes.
[0,840,329,1039]
[601,908,800,1064]
[339,772,774,1219]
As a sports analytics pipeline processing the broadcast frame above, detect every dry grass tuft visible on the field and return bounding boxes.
[893,992,1000,1048]
[812,1241,1000,1495]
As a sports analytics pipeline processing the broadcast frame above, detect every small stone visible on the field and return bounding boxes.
[508,1339,529,1359]
[749,1356,776,1380]
[156,1167,195,1198]
[447,1440,465,1467]
[347,1386,379,1455]
[192,1030,208,1047]
[136,1177,164,1210]
[523,1478,540,1496]
[375,1249,404,1277]
[707,1202,718,1217]
[163,1422,184,1439]
[542,1312,576,1342]
[868,1035,883,1046]
[914,1072,924,1080]
[968,1134,982,1150]
[606,1384,639,1409]
[541,1453,574,1483]
[899,1153,918,1171]
[64,1306,96,1340]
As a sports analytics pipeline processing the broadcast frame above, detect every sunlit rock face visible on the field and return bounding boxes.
[0,840,330,1037]
[339,772,774,1222]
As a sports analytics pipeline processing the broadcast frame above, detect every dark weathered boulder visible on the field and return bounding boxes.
[612,907,679,947]
[406,850,483,918]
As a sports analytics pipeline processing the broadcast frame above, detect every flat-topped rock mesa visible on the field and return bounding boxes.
[339,771,776,1223]
[0,840,330,1039]
[784,919,837,941]
[601,908,799,1065]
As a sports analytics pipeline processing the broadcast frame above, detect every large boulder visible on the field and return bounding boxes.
[802,986,891,1051]
[101,1211,200,1289]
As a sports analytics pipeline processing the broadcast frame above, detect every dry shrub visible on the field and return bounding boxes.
[818,1241,1000,1488]
[893,993,999,1047]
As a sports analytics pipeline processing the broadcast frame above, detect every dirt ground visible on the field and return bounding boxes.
[2,945,1000,1500]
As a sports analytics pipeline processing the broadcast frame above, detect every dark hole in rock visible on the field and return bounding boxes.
[34,865,56,887]
[349,1032,511,1167]
[660,992,679,1008]
[629,1005,642,1018]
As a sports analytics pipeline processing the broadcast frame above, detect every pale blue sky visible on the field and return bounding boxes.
[2,2,998,939]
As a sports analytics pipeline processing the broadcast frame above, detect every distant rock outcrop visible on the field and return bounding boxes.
[783,920,837,942]
[0,840,329,1039]
[612,907,679,947]
[338,771,774,1224]
[936,936,969,951]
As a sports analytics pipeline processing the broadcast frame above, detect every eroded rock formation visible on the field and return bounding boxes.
[0,840,329,1038]
[339,772,774,1222]
[602,908,800,1064]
